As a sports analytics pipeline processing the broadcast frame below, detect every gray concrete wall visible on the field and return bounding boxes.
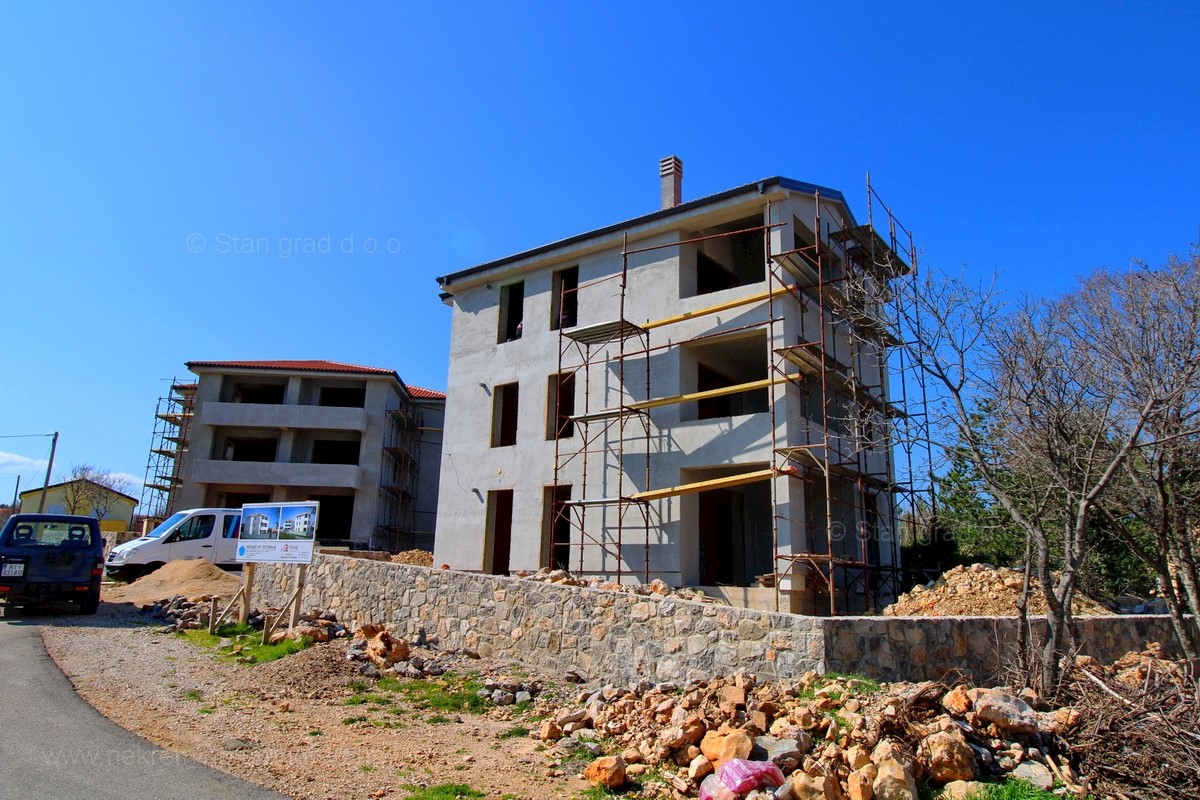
[257,554,1181,685]
[433,188,895,601]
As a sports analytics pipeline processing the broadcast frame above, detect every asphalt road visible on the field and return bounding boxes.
[0,610,288,800]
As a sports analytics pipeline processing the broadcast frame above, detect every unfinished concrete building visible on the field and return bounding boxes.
[145,360,444,550]
[434,159,920,613]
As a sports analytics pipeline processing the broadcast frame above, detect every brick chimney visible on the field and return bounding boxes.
[659,155,682,209]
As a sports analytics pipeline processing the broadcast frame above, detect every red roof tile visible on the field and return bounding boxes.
[187,359,396,376]
[407,385,446,400]
[185,360,446,401]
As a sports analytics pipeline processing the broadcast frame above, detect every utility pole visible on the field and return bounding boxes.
[36,431,58,513]
[11,474,19,508]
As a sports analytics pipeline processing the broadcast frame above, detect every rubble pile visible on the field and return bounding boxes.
[541,671,1086,799]
[884,563,1110,617]
[318,548,435,567]
[141,597,352,643]
[516,568,719,603]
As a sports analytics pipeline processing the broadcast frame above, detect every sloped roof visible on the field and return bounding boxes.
[187,359,396,376]
[437,175,851,287]
[19,478,139,504]
[407,386,446,400]
[184,360,446,402]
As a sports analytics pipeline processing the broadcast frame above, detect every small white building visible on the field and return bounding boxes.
[433,160,913,613]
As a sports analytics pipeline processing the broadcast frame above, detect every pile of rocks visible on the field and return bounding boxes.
[141,594,225,632]
[539,671,1082,799]
[883,563,1110,617]
[142,597,352,642]
[516,568,718,604]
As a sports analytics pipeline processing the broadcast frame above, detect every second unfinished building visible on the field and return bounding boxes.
[434,159,920,614]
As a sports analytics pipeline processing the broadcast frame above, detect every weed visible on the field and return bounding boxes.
[307,730,323,736]
[399,785,484,800]
[179,626,310,664]
[342,715,368,725]
[348,679,370,692]
[391,673,486,714]
[359,765,374,773]
[498,725,528,740]
[967,781,1070,800]
[378,677,403,692]
[427,714,452,724]
[184,690,203,701]
[343,695,369,706]
[198,707,215,715]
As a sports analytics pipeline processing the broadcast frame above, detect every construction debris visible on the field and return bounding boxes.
[516,568,720,603]
[103,559,241,606]
[883,563,1110,617]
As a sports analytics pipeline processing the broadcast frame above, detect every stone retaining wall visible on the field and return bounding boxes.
[255,553,1181,685]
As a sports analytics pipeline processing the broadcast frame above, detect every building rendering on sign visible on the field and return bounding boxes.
[433,158,921,614]
[150,360,444,549]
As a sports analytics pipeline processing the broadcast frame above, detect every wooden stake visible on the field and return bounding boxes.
[239,562,256,624]
[289,564,308,631]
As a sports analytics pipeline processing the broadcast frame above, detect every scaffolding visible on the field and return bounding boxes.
[551,236,652,582]
[140,379,196,519]
[547,178,935,612]
[377,396,424,550]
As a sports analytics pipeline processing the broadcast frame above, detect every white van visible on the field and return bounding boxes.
[105,508,242,581]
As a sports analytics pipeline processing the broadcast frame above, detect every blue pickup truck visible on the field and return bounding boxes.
[0,514,105,614]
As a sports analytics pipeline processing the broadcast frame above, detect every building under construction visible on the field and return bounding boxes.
[140,378,197,520]
[433,158,930,614]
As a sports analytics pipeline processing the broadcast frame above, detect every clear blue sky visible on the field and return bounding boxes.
[2,2,1197,505]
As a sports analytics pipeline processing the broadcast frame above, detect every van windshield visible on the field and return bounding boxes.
[145,512,189,539]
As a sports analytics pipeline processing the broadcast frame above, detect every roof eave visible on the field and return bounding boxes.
[436,176,850,291]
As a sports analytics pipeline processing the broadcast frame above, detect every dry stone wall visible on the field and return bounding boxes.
[255,553,1180,684]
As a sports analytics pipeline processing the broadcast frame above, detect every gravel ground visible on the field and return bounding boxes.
[38,599,585,800]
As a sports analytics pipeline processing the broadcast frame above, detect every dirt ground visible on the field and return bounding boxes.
[38,595,592,800]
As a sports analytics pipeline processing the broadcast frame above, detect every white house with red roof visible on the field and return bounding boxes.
[171,359,444,549]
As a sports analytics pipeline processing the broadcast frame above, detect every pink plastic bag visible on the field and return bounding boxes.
[698,773,739,800]
[719,758,786,794]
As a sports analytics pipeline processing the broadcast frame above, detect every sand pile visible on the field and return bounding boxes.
[391,549,433,566]
[884,563,1111,616]
[104,559,242,606]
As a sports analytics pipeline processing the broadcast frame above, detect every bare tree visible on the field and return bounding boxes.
[89,471,134,524]
[61,464,101,514]
[897,254,1200,691]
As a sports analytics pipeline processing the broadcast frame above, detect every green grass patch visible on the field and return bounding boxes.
[399,785,484,800]
[344,694,369,705]
[387,673,486,714]
[497,725,528,740]
[378,677,403,692]
[427,714,452,724]
[307,730,323,736]
[178,623,310,665]
[963,781,1068,800]
[184,689,204,701]
[342,715,368,725]
[348,679,370,692]
[198,706,215,715]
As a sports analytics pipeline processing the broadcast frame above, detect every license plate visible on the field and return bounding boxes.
[1,563,24,578]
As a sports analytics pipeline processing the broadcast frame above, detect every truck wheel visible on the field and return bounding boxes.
[78,590,100,615]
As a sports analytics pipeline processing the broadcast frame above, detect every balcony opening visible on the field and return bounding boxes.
[545,372,575,440]
[491,382,519,447]
[497,281,525,343]
[311,438,361,465]
[222,437,278,462]
[230,382,286,404]
[542,485,572,571]
[683,214,765,298]
[550,266,579,330]
[318,385,366,408]
[680,330,768,421]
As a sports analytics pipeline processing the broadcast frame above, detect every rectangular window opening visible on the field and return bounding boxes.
[681,331,769,421]
[497,281,525,343]
[318,386,366,408]
[550,266,579,330]
[491,382,519,447]
[546,372,575,440]
[686,214,765,298]
[231,383,286,404]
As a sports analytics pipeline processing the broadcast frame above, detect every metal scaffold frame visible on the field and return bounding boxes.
[547,177,935,612]
[140,378,196,519]
[377,397,424,549]
[551,235,652,583]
